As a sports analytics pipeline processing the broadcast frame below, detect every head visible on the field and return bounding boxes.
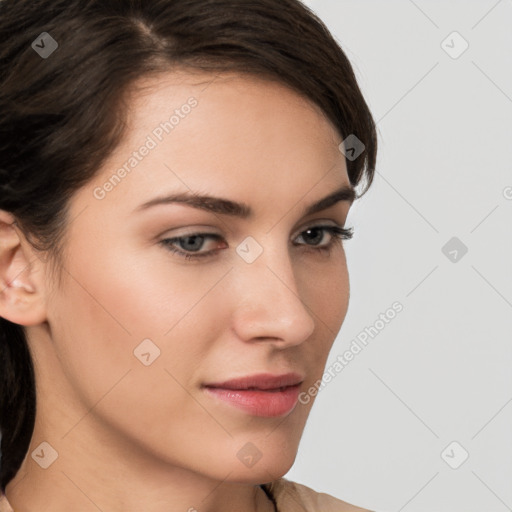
[0,0,377,494]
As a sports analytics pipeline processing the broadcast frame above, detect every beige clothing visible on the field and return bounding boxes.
[0,477,373,511]
[262,478,373,511]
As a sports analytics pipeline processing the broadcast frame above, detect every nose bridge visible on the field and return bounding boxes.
[230,234,316,345]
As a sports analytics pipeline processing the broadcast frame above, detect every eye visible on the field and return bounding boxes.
[294,225,353,251]
[159,224,354,261]
[159,233,225,260]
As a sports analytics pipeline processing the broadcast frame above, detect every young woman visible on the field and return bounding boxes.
[0,0,377,510]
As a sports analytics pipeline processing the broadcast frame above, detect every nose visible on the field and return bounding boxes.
[229,240,316,348]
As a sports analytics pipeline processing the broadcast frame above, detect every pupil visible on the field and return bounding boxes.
[182,235,203,251]
[305,228,322,245]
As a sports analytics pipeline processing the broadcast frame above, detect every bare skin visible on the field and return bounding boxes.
[0,71,363,511]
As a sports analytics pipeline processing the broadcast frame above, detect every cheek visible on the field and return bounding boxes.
[48,242,227,402]
[46,256,222,454]
[301,250,349,329]
[298,252,350,371]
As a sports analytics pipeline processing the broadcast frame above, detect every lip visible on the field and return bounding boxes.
[203,372,304,391]
[202,372,304,417]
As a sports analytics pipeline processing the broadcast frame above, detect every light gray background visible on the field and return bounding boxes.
[284,1,512,511]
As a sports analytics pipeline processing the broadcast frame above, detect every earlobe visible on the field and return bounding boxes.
[0,210,47,326]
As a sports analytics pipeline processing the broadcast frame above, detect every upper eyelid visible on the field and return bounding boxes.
[164,219,345,239]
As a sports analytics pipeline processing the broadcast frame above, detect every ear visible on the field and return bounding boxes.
[0,209,48,326]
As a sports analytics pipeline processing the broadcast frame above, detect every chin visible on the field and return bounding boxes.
[217,436,299,484]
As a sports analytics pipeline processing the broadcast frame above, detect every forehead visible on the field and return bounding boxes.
[123,69,340,145]
[77,70,349,221]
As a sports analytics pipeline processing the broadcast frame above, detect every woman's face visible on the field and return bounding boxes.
[31,71,354,483]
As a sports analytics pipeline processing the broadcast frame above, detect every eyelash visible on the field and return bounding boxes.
[159,224,354,261]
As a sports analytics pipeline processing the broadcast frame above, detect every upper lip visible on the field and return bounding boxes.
[203,372,304,390]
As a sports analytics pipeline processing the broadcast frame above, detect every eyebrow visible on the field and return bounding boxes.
[133,184,355,219]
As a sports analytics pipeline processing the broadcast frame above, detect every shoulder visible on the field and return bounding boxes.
[262,477,374,512]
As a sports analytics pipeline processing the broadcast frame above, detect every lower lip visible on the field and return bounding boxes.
[203,384,301,417]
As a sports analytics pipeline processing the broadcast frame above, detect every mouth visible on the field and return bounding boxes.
[202,372,304,417]
[203,372,304,391]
